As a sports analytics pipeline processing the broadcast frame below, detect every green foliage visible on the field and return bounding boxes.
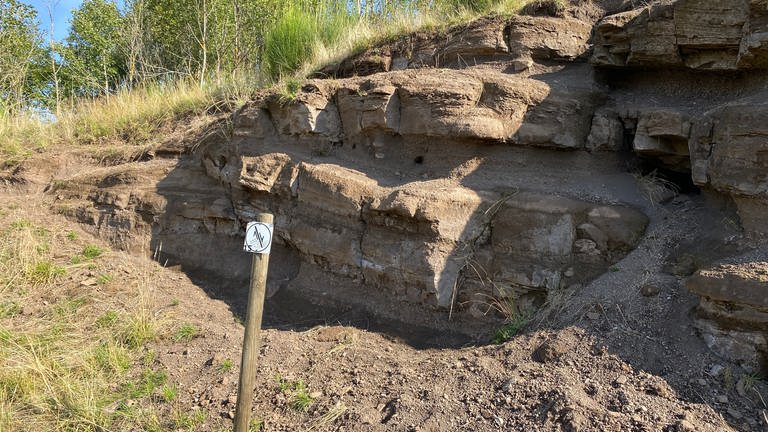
[276,375,316,411]
[92,341,132,373]
[25,260,65,284]
[54,297,87,317]
[250,418,265,431]
[444,0,500,12]
[63,0,125,96]
[122,312,157,348]
[172,407,207,429]
[290,379,314,411]
[263,5,322,81]
[278,78,302,102]
[174,323,199,342]
[1,0,529,120]
[0,216,171,431]
[263,1,356,81]
[123,369,167,398]
[96,273,113,284]
[491,314,530,344]
[82,244,103,259]
[0,300,20,318]
[0,0,48,113]
[96,310,119,328]
[218,359,233,372]
[161,383,178,402]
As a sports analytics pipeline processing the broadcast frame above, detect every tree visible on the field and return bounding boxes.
[0,0,47,113]
[62,0,126,96]
[140,0,283,83]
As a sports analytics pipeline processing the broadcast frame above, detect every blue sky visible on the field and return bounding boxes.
[26,0,83,41]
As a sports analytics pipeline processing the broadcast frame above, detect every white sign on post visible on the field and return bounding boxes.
[243,221,273,254]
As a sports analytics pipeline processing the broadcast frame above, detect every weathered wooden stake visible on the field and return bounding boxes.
[234,212,273,432]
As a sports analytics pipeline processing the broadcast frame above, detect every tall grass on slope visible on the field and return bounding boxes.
[57,81,211,146]
[262,0,529,83]
[0,212,169,431]
[263,2,355,81]
[0,80,219,166]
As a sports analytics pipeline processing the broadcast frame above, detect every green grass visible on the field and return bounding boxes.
[96,310,120,328]
[0,301,21,318]
[262,0,528,83]
[96,273,114,284]
[218,359,233,372]
[53,297,87,317]
[161,383,178,402]
[275,376,316,411]
[25,260,65,284]
[122,311,157,349]
[91,341,133,373]
[174,323,199,342]
[1,80,218,164]
[123,369,168,399]
[250,418,265,431]
[82,244,103,260]
[263,5,329,81]
[1,0,532,167]
[290,379,315,411]
[491,314,530,344]
[278,78,303,103]
[172,408,207,429]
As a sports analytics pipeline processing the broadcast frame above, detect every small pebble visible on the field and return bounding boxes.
[677,419,695,432]
[640,284,661,297]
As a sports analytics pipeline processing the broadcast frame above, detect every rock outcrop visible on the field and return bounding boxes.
[687,255,768,372]
[210,66,648,311]
[592,0,768,71]
[689,99,768,233]
[46,0,768,369]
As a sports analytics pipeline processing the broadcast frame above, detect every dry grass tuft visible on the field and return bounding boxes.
[0,204,173,431]
[0,78,252,166]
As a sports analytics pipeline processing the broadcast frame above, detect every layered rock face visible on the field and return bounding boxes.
[592,0,768,234]
[592,0,768,71]
[589,0,768,371]
[687,257,768,372]
[51,0,767,368]
[207,67,649,311]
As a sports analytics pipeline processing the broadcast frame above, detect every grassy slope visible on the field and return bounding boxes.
[0,201,167,431]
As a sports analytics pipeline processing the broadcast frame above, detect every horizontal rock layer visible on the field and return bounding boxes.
[593,0,768,70]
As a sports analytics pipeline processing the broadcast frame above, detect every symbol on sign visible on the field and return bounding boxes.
[244,222,273,254]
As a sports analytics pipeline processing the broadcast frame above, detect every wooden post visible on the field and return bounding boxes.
[234,213,273,432]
